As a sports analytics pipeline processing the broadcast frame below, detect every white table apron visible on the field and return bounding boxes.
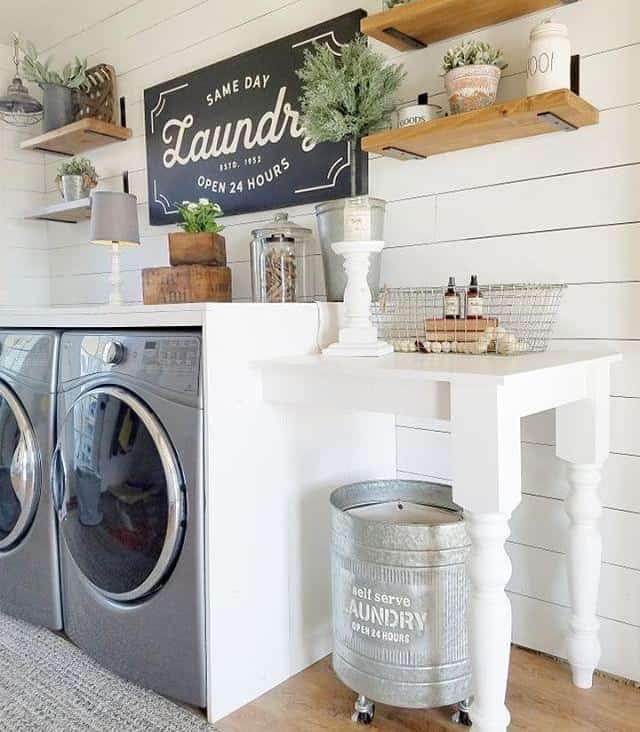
[257,351,619,732]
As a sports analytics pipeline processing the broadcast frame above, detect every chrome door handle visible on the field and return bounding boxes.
[51,447,66,514]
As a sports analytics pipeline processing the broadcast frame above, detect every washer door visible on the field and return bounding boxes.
[53,386,185,602]
[0,383,39,551]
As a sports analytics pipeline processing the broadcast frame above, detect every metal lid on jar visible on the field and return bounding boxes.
[530,18,569,39]
[251,211,312,241]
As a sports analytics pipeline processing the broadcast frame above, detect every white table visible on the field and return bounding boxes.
[258,350,620,732]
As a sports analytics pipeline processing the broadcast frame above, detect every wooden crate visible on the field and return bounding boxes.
[168,232,227,266]
[142,265,231,305]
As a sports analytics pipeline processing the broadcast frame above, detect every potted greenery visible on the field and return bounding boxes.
[56,157,98,202]
[20,41,88,131]
[297,36,404,301]
[169,199,227,266]
[443,40,507,114]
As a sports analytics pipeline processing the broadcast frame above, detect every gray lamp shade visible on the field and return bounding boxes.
[90,191,140,247]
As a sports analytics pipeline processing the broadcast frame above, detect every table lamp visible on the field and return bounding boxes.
[89,191,140,306]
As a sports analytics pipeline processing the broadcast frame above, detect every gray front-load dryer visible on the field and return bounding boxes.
[54,331,206,707]
[0,330,62,629]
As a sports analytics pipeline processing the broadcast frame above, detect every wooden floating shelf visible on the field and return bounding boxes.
[20,118,132,156]
[362,0,580,51]
[25,197,91,223]
[361,90,598,160]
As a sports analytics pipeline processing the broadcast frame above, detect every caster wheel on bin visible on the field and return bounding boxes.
[352,709,375,725]
[452,709,472,726]
[452,697,473,727]
[352,695,375,725]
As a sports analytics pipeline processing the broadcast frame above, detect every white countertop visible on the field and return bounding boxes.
[0,302,318,329]
[258,350,621,386]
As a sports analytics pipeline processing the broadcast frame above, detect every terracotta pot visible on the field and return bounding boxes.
[168,231,226,266]
[444,65,502,115]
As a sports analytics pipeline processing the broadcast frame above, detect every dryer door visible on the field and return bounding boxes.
[0,382,39,551]
[53,386,185,602]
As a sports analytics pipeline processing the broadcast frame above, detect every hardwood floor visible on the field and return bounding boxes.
[217,646,640,731]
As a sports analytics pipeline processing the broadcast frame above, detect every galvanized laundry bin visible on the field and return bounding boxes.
[330,480,472,724]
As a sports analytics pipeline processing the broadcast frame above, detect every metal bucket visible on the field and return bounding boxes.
[330,480,472,710]
[60,175,90,202]
[41,83,75,132]
[315,197,385,302]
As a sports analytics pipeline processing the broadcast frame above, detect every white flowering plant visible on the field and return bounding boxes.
[176,198,224,234]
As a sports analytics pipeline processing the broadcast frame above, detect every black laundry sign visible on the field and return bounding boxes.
[144,10,367,225]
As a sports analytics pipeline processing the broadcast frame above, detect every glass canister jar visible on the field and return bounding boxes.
[250,212,313,303]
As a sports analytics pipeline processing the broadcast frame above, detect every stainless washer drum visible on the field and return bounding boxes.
[330,480,472,709]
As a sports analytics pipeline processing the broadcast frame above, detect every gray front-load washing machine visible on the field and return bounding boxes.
[0,330,62,629]
[53,331,206,707]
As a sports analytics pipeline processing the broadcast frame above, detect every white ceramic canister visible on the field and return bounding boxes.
[397,93,443,128]
[526,19,571,96]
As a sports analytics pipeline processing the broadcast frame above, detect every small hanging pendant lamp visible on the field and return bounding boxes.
[0,34,43,128]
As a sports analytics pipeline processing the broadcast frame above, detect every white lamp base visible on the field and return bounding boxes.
[109,241,124,306]
[322,239,393,358]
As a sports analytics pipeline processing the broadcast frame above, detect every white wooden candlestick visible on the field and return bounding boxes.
[323,240,393,357]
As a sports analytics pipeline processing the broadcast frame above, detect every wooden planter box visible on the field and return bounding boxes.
[142,265,231,304]
[168,231,227,266]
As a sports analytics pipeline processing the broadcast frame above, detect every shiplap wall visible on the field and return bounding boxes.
[38,0,639,682]
[0,43,48,305]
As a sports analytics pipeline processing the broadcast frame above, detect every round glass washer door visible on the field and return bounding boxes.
[0,382,39,551]
[53,386,185,602]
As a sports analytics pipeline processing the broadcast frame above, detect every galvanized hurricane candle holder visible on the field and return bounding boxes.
[330,480,473,725]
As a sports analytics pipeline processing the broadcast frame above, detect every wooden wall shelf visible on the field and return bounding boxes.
[20,118,132,156]
[362,0,579,51]
[361,90,598,160]
[25,197,91,223]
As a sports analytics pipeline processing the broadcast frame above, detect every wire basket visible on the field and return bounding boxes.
[372,283,566,356]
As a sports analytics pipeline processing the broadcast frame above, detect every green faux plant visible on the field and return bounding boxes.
[176,199,225,234]
[55,157,98,187]
[296,35,405,196]
[442,40,508,73]
[20,41,88,89]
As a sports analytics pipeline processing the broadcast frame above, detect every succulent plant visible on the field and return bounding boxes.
[56,157,98,187]
[442,40,508,73]
[20,41,88,89]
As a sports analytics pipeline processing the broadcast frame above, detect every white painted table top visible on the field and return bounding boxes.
[258,350,621,386]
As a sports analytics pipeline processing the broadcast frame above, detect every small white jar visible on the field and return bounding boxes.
[397,93,443,128]
[526,19,571,96]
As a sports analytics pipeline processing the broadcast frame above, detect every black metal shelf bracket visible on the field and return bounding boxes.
[383,146,426,161]
[383,27,426,49]
[537,111,578,132]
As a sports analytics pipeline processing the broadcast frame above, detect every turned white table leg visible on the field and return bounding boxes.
[564,462,603,688]
[451,383,522,732]
[556,362,610,690]
[466,512,513,732]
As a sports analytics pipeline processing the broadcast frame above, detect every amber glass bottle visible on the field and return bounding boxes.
[466,275,484,319]
[444,276,460,319]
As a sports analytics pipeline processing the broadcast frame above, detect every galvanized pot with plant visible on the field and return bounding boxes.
[169,199,227,267]
[55,157,97,202]
[20,41,88,131]
[443,40,507,114]
[296,35,405,301]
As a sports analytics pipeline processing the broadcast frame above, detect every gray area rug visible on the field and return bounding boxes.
[0,612,215,731]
